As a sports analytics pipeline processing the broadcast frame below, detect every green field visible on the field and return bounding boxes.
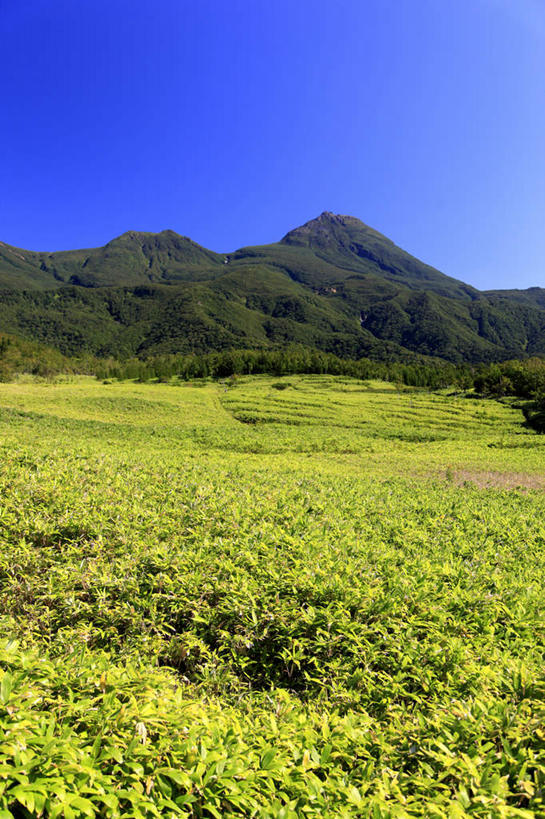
[1,375,545,817]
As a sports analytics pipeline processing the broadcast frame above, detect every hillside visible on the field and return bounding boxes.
[1,212,544,362]
[0,230,224,289]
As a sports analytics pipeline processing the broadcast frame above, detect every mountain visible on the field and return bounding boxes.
[0,212,544,363]
[0,242,64,290]
[0,230,224,289]
[282,212,478,299]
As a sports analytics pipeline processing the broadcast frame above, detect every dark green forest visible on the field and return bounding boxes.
[2,213,545,363]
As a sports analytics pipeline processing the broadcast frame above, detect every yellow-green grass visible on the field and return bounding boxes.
[1,376,545,817]
[0,374,541,478]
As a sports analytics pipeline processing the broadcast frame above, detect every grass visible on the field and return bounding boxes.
[1,375,545,817]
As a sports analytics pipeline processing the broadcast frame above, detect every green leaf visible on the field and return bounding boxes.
[70,796,96,817]
[0,675,12,704]
[261,748,276,769]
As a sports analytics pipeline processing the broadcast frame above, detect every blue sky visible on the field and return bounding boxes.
[2,0,544,289]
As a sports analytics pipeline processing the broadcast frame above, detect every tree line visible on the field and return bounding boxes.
[94,346,472,389]
[472,358,545,432]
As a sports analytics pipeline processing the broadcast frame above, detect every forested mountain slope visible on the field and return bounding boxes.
[0,212,544,362]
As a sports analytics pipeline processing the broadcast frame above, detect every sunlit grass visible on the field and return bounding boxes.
[0,375,545,816]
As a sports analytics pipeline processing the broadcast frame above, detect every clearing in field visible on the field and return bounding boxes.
[1,375,545,817]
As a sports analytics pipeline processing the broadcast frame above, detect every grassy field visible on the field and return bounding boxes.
[1,375,545,817]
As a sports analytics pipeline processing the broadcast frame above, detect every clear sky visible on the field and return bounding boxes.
[2,0,544,289]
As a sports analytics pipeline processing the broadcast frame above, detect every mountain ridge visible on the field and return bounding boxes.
[0,213,543,363]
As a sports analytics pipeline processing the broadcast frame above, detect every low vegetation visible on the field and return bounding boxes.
[1,375,545,816]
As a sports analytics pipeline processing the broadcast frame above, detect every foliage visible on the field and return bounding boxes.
[472,358,545,433]
[0,334,93,382]
[94,346,469,389]
[2,213,545,362]
[1,375,545,815]
[473,359,545,399]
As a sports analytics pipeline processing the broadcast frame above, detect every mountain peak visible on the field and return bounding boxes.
[280,211,387,249]
[316,211,363,225]
[275,211,475,299]
[110,229,184,244]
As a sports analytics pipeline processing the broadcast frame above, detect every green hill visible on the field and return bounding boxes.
[1,212,544,362]
[1,230,224,288]
[0,241,64,290]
